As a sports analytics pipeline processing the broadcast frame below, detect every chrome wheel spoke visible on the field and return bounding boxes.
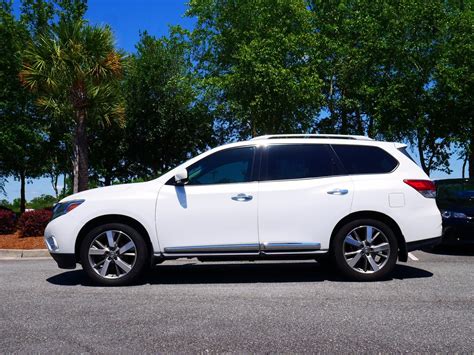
[89,248,106,256]
[93,258,106,268]
[100,259,111,277]
[345,250,362,257]
[115,257,132,273]
[366,226,374,243]
[366,254,379,272]
[345,236,362,248]
[371,242,389,253]
[119,241,135,255]
[347,251,363,267]
[106,231,115,248]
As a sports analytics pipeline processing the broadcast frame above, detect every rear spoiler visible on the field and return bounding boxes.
[394,142,407,149]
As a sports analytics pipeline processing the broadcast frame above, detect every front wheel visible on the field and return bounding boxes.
[332,219,398,281]
[80,223,149,286]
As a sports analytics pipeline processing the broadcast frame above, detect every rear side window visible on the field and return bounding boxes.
[332,145,398,174]
[262,144,342,181]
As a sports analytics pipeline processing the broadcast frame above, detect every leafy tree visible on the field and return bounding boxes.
[432,0,473,177]
[0,0,47,212]
[28,193,57,209]
[310,0,472,176]
[188,0,323,138]
[124,30,213,178]
[20,18,124,192]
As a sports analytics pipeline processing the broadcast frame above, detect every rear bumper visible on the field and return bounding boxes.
[442,224,474,244]
[50,253,76,269]
[406,236,442,252]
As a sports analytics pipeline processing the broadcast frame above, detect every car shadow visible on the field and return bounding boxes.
[46,261,433,287]
[423,244,474,256]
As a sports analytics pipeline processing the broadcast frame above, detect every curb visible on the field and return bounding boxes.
[0,249,50,259]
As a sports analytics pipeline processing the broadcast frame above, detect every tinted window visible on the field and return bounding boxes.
[332,145,398,174]
[437,180,474,208]
[186,147,255,185]
[263,144,342,181]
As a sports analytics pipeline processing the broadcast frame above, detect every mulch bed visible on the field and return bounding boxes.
[0,232,46,249]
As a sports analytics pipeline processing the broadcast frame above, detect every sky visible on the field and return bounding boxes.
[3,0,467,202]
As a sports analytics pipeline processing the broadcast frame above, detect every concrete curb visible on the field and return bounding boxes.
[0,249,50,259]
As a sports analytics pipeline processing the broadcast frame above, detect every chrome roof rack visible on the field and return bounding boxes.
[250,134,373,141]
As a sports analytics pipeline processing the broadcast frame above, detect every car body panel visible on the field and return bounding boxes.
[45,137,442,267]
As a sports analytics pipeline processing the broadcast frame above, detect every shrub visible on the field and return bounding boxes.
[17,209,52,237]
[0,210,16,234]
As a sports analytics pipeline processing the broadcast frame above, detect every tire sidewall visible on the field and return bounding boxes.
[80,223,149,286]
[332,219,398,281]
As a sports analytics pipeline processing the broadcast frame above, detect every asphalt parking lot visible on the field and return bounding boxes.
[1,248,473,353]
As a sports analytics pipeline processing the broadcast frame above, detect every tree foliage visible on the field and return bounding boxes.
[188,0,324,138]
[0,0,46,211]
[124,30,213,177]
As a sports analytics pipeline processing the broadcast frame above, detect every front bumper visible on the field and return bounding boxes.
[406,236,442,252]
[50,253,76,269]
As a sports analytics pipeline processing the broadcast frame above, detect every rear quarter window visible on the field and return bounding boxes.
[332,145,398,175]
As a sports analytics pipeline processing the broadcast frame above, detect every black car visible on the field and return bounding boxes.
[436,178,474,244]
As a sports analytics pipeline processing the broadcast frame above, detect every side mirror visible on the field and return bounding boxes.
[174,168,188,185]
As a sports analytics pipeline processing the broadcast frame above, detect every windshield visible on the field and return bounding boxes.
[436,180,474,208]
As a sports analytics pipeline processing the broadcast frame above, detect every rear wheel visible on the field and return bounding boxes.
[80,223,149,286]
[332,219,398,281]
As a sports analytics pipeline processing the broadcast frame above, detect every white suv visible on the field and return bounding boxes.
[44,134,442,285]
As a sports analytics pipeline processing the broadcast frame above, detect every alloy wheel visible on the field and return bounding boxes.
[343,225,391,274]
[88,230,137,279]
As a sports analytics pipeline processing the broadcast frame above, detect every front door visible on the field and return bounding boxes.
[156,146,260,254]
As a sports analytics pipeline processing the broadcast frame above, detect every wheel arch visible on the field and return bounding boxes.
[330,210,408,262]
[75,214,154,263]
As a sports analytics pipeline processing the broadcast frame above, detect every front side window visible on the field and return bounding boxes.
[262,144,342,181]
[332,145,398,174]
[185,147,255,185]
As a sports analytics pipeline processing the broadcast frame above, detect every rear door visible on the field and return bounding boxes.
[258,143,354,251]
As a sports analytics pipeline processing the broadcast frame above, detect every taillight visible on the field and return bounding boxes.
[403,179,436,198]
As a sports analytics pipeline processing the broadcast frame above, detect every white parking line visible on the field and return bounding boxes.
[408,252,419,261]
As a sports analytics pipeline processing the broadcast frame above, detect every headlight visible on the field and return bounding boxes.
[51,200,85,221]
[441,210,468,219]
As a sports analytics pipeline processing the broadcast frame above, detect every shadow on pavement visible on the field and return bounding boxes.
[46,261,433,287]
[423,244,474,256]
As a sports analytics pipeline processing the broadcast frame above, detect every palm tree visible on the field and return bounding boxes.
[20,19,124,193]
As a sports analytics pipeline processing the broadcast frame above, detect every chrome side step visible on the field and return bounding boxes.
[261,242,321,252]
[164,244,260,254]
[163,242,321,256]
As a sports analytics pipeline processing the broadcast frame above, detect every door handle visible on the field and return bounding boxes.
[231,193,253,202]
[327,188,349,195]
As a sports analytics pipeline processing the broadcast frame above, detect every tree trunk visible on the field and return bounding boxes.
[469,139,474,179]
[73,109,89,193]
[20,171,26,213]
[416,132,429,176]
[62,173,67,196]
[50,173,59,198]
[104,174,112,186]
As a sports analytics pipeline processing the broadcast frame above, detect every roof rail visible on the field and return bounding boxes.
[250,134,373,141]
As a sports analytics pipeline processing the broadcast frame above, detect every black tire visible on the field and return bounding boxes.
[80,223,150,286]
[332,219,398,281]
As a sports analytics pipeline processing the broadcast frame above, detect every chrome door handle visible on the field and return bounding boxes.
[231,193,253,202]
[327,188,349,195]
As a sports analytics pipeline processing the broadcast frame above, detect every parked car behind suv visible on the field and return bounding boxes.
[436,178,474,244]
[45,134,442,285]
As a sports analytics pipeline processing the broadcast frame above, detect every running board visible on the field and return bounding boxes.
[261,242,321,252]
[163,242,321,255]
